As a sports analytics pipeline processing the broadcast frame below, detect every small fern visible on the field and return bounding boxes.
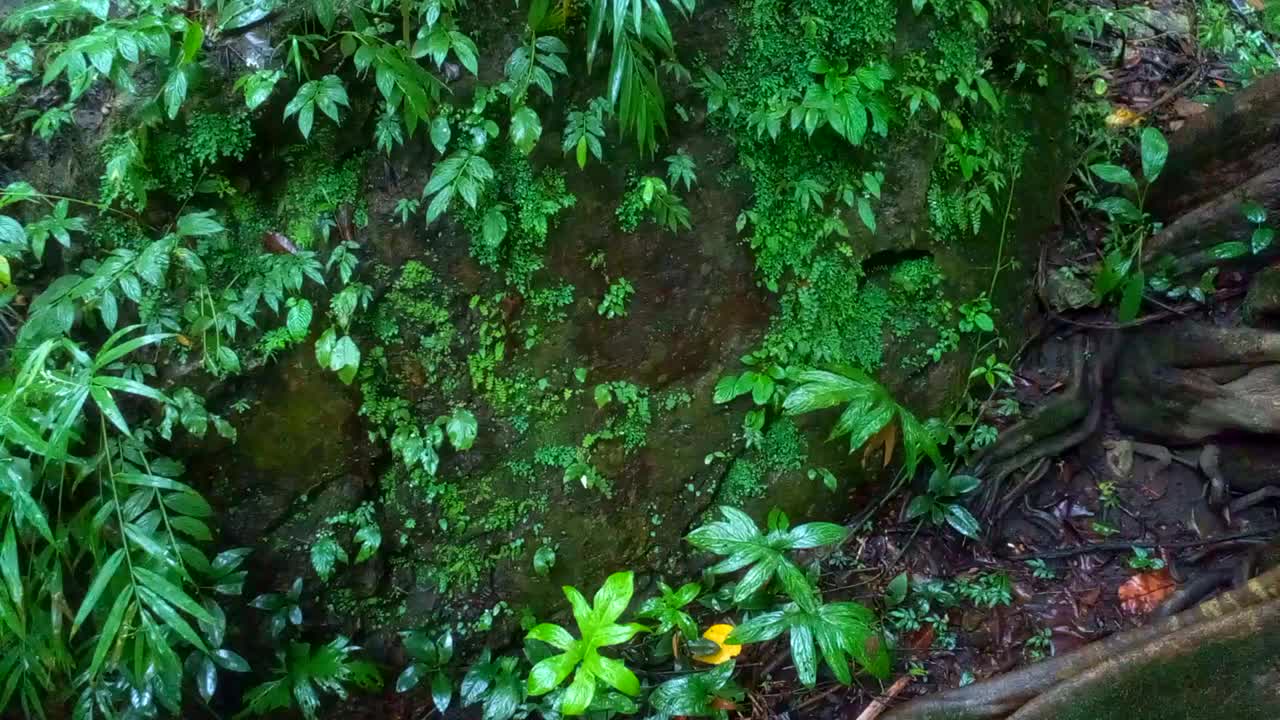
[239,636,381,720]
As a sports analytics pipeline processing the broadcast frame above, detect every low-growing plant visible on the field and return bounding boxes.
[525,571,647,715]
[239,636,381,719]
[395,630,456,711]
[637,580,702,640]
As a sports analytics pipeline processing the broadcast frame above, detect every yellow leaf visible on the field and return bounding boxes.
[1105,106,1142,130]
[692,624,743,665]
[0,256,9,287]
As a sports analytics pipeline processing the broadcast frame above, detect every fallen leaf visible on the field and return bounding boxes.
[1172,97,1207,117]
[906,626,935,651]
[1248,0,1264,9]
[1105,106,1143,129]
[1118,569,1175,614]
[863,421,898,469]
[693,624,742,665]
[261,231,299,255]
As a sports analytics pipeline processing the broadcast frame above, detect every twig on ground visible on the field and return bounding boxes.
[853,675,913,720]
[1004,526,1279,561]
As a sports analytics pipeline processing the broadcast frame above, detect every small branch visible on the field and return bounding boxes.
[1003,526,1279,561]
[854,675,913,720]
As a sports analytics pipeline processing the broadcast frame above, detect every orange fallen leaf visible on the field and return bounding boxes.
[863,421,898,469]
[1118,569,1175,614]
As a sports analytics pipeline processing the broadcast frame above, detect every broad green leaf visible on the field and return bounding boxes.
[527,623,574,650]
[89,385,129,435]
[287,299,313,339]
[534,544,556,577]
[1140,127,1168,182]
[527,652,577,695]
[332,335,360,384]
[213,648,251,672]
[1090,163,1137,189]
[176,210,224,237]
[431,671,453,712]
[510,106,543,155]
[561,669,596,715]
[1242,200,1267,225]
[712,374,739,404]
[944,504,980,539]
[1253,227,1276,254]
[727,611,787,643]
[1118,270,1144,322]
[885,572,909,606]
[445,408,477,450]
[791,622,818,686]
[0,216,27,250]
[1208,241,1248,260]
[397,663,425,692]
[590,622,646,646]
[591,571,634,626]
[1090,194,1141,220]
[584,652,639,696]
[430,116,451,153]
[164,68,188,119]
[482,207,508,248]
[787,522,847,549]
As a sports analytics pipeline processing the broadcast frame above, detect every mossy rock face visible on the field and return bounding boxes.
[196,1,1074,642]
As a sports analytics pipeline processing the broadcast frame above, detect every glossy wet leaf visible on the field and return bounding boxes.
[1140,127,1168,182]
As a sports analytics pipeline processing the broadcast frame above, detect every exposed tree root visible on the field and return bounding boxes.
[881,565,1280,720]
[1005,597,1280,720]
[973,336,1089,473]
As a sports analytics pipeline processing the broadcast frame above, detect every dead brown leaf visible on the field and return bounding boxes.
[1118,569,1176,614]
[1172,97,1207,117]
[262,231,300,255]
[863,421,898,469]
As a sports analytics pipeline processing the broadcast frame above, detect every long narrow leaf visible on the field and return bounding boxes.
[88,586,134,676]
[137,586,209,652]
[134,566,215,625]
[71,549,125,636]
[93,332,173,370]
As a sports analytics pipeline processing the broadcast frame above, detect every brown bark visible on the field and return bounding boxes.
[1148,72,1280,220]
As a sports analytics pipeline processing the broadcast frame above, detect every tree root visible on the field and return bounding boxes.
[1005,597,1280,720]
[1230,486,1280,515]
[993,458,1051,522]
[973,336,1089,473]
[881,564,1280,720]
[973,339,1110,518]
